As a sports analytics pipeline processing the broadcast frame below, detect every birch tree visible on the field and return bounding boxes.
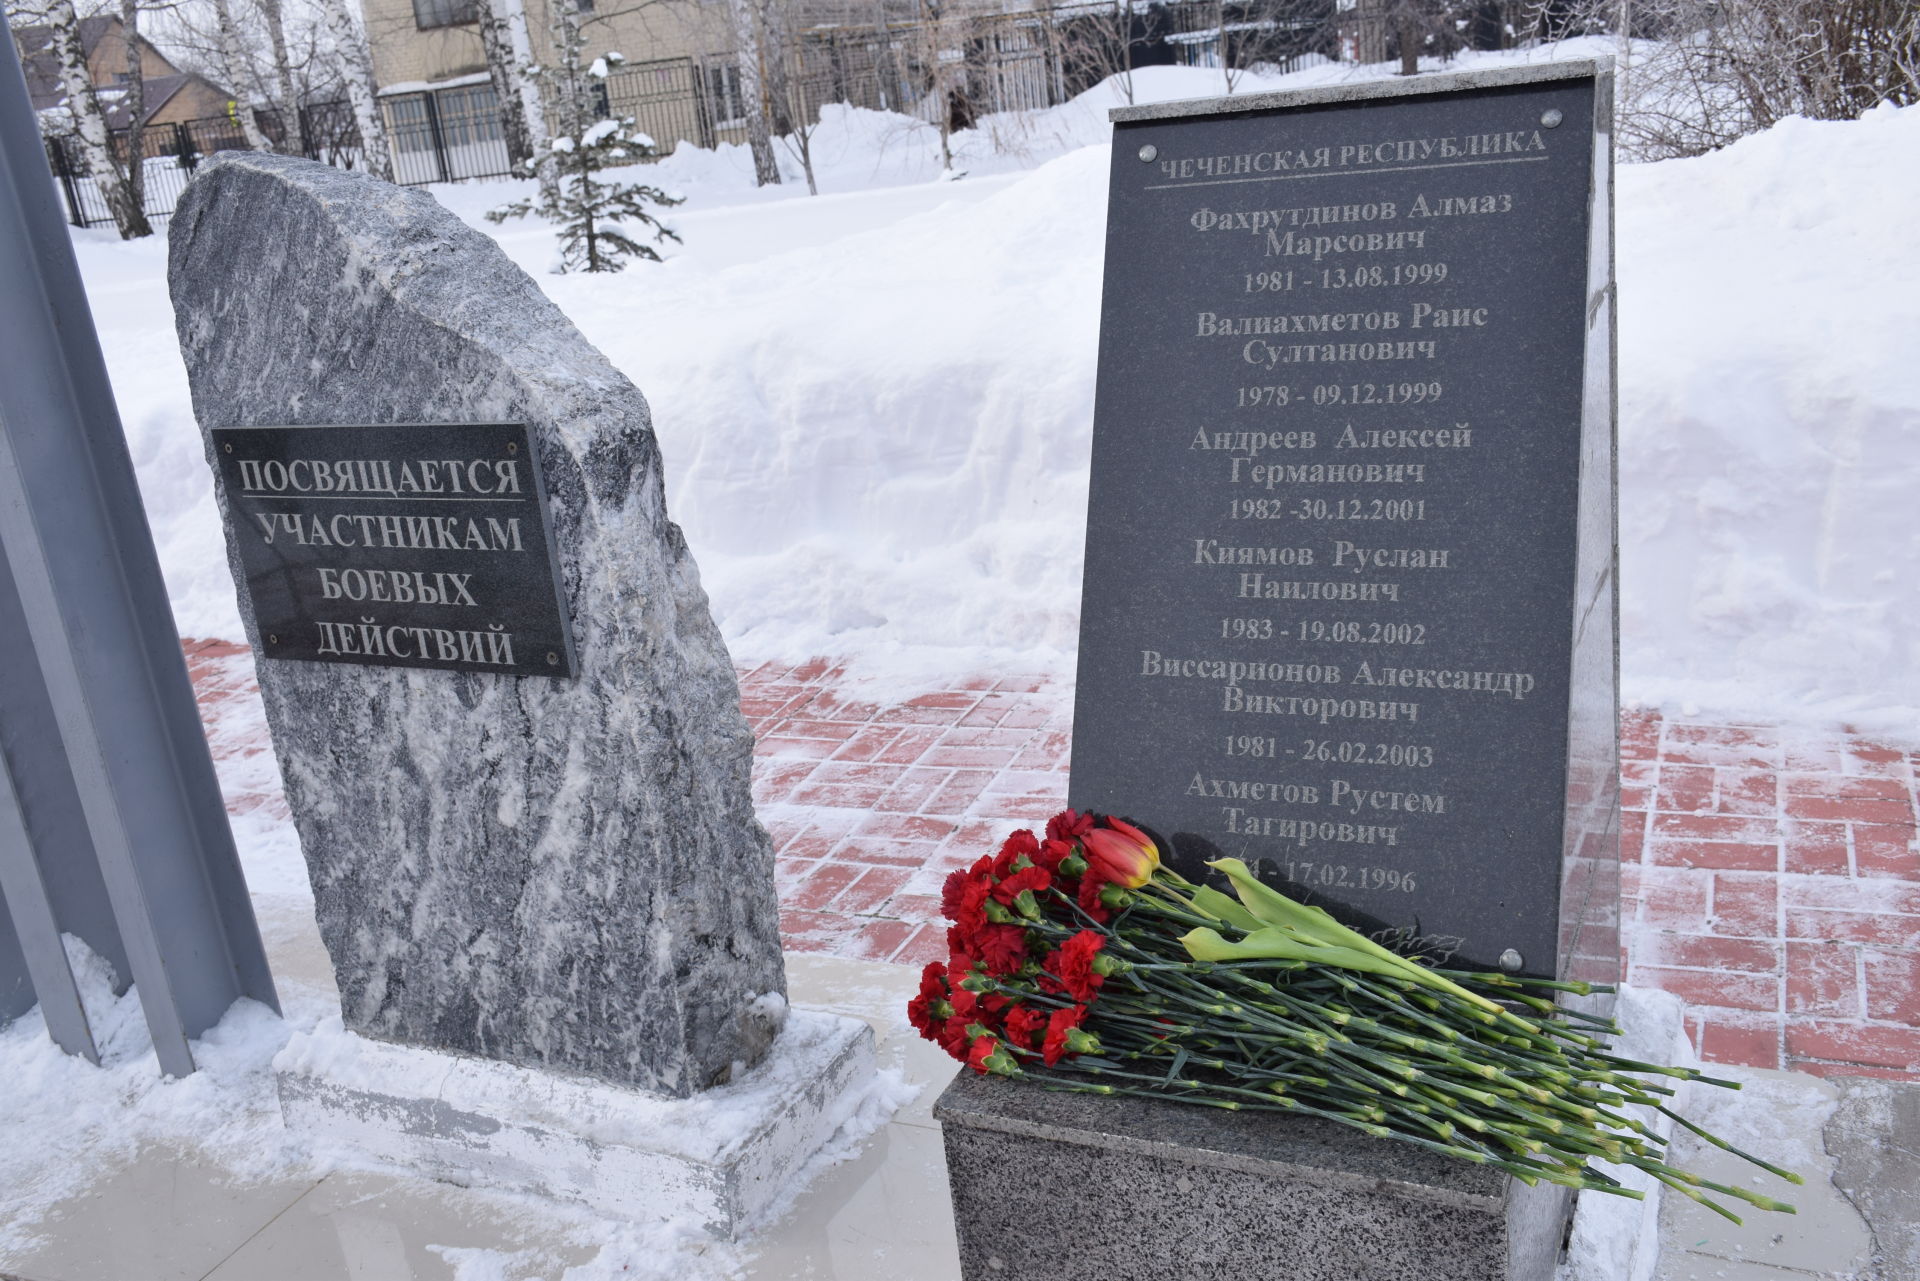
[497,0,548,161]
[316,0,391,179]
[477,0,533,167]
[40,0,150,236]
[726,0,780,185]
[208,0,271,149]
[257,0,305,154]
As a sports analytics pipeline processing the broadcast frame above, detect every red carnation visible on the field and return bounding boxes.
[1043,1005,1088,1066]
[992,829,1041,877]
[967,1034,1001,1075]
[976,922,1032,977]
[940,868,972,920]
[907,962,949,1039]
[1046,809,1095,843]
[952,874,993,935]
[936,1016,971,1058]
[990,864,1052,907]
[1046,929,1108,1003]
[1075,868,1112,923]
[1003,1004,1047,1051]
[1034,837,1076,873]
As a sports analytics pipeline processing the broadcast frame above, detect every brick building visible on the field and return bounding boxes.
[10,15,237,129]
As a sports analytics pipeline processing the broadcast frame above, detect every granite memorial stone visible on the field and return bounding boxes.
[169,153,785,1097]
[939,61,1620,1281]
[1071,61,1620,983]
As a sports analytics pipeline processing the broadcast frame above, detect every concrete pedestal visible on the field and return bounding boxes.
[276,1007,875,1238]
[935,1072,1571,1281]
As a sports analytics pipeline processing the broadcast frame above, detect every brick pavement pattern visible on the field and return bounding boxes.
[185,642,1920,1079]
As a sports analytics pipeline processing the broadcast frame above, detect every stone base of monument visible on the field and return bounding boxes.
[935,1071,1572,1281]
[275,1007,876,1238]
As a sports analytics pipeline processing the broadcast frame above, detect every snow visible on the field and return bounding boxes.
[0,934,918,1278]
[0,939,297,1260]
[1556,985,1691,1281]
[68,46,1920,736]
[277,1008,861,1163]
[578,118,621,147]
[377,70,495,96]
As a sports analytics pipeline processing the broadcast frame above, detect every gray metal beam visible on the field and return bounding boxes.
[0,756,100,1062]
[0,884,32,1025]
[0,23,278,1075]
[0,540,117,1063]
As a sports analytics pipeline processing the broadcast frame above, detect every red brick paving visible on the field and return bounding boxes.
[184,643,1920,1079]
[1620,708,1920,1078]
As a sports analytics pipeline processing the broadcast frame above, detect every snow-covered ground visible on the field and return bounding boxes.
[80,44,1920,735]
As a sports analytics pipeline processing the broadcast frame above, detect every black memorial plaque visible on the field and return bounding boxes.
[1071,66,1613,975]
[210,422,576,678]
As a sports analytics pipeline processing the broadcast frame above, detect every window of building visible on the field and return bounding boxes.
[707,63,743,127]
[436,84,505,147]
[412,0,478,31]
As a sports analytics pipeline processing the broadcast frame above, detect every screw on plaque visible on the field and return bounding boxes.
[268,634,278,644]
[222,442,232,453]
[507,441,518,454]
[547,652,558,665]
[1138,144,1158,162]
[1498,949,1524,972]
[1541,108,1564,128]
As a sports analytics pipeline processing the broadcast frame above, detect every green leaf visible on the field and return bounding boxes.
[1179,927,1418,984]
[1187,885,1264,933]
[1205,859,1509,1019]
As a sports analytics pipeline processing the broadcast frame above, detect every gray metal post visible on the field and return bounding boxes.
[0,27,278,1076]
[423,91,451,183]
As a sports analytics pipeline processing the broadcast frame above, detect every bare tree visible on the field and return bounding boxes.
[116,0,152,234]
[315,0,391,179]
[770,32,826,193]
[1543,0,1918,157]
[1059,0,1135,105]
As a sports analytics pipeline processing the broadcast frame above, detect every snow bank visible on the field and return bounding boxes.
[75,49,1920,735]
[1617,102,1920,732]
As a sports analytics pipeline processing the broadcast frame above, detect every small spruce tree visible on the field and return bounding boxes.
[487,53,682,273]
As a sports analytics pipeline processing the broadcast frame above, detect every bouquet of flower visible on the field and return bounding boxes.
[909,809,1800,1224]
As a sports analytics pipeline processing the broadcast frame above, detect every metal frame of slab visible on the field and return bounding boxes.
[0,25,278,1076]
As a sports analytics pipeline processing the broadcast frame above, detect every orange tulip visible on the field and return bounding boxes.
[1081,817,1159,889]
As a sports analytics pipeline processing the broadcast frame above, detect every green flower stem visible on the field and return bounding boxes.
[1656,1106,1805,1185]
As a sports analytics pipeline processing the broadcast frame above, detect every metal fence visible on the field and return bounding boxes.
[45,103,354,229]
[44,1,1503,230]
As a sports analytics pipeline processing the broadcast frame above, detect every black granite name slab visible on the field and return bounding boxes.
[1072,66,1612,975]
[210,422,575,678]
